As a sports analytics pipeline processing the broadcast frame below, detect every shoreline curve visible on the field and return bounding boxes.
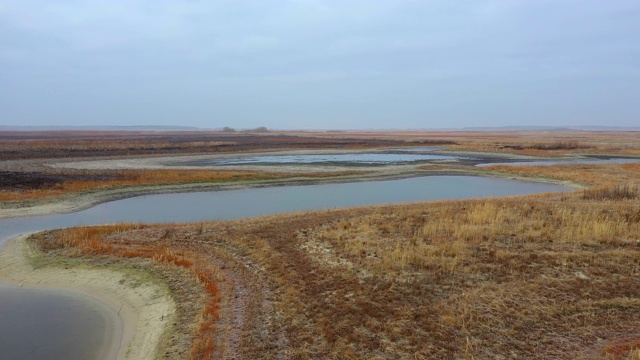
[0,234,175,360]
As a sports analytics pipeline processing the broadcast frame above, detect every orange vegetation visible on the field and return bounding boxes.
[34,223,221,359]
[0,169,364,202]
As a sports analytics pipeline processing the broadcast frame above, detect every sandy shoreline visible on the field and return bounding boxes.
[0,234,175,360]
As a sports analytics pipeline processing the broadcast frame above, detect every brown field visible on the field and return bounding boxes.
[5,130,640,359]
[0,130,447,160]
[3,129,639,160]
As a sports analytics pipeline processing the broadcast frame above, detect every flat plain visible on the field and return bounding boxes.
[2,129,640,359]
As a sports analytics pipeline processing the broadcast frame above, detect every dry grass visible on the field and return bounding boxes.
[14,130,640,358]
[503,140,589,151]
[29,162,640,359]
[3,129,640,203]
[6,129,640,160]
[440,130,640,157]
[0,130,431,159]
[32,223,221,359]
[487,163,640,187]
[582,184,638,201]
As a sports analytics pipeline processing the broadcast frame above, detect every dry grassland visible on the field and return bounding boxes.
[9,130,640,358]
[294,130,640,156]
[28,162,640,359]
[0,131,434,159]
[7,129,640,160]
[488,163,640,186]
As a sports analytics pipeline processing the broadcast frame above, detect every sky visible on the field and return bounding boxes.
[1,0,639,130]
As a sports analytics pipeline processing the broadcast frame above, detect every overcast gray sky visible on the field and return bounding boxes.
[1,0,639,129]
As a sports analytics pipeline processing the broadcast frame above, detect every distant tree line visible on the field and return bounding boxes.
[220,126,269,133]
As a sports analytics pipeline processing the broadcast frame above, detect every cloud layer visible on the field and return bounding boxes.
[2,0,639,128]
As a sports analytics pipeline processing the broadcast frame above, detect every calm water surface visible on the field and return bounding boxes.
[0,175,572,359]
[0,176,570,242]
[0,284,115,360]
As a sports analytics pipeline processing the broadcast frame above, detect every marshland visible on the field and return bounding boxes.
[5,1,640,358]
[1,130,640,359]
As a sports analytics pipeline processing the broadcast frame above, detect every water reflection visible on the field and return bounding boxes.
[0,284,115,360]
[0,176,571,244]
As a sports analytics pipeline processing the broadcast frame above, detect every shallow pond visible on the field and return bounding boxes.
[0,175,572,359]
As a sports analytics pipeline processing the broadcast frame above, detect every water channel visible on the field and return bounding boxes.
[0,175,572,359]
